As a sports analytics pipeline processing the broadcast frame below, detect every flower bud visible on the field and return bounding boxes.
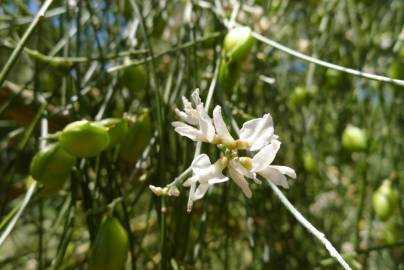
[59,120,110,158]
[149,185,166,196]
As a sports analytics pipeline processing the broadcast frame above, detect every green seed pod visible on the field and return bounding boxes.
[372,180,399,221]
[30,143,76,185]
[99,118,128,148]
[89,216,129,270]
[303,150,317,173]
[59,120,110,158]
[120,110,152,162]
[289,86,317,108]
[151,13,167,38]
[25,48,74,72]
[119,63,147,98]
[341,125,367,152]
[387,61,404,79]
[218,58,241,93]
[39,71,62,92]
[223,26,254,62]
[289,86,308,107]
[381,221,402,244]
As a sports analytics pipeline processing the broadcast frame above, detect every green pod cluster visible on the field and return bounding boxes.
[341,125,367,152]
[30,143,76,194]
[219,27,254,93]
[99,118,128,148]
[89,216,129,270]
[59,120,110,158]
[120,110,152,162]
[372,180,399,221]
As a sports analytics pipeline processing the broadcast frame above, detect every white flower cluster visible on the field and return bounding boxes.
[150,89,296,211]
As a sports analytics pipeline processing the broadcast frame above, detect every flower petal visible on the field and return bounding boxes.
[230,159,255,179]
[172,121,203,141]
[191,154,212,175]
[175,108,198,125]
[191,88,202,105]
[197,104,215,142]
[239,113,274,151]
[208,176,229,185]
[258,166,289,189]
[251,139,281,172]
[213,105,234,142]
[175,108,188,121]
[187,183,197,212]
[270,165,296,179]
[183,175,199,187]
[228,164,252,198]
[193,183,209,200]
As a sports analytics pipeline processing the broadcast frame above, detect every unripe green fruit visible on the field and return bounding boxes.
[99,118,128,148]
[372,180,399,221]
[59,120,110,158]
[303,151,317,173]
[39,71,62,92]
[30,143,76,185]
[223,26,254,61]
[381,221,402,244]
[289,86,317,107]
[290,86,308,107]
[152,13,167,38]
[119,64,147,98]
[120,110,152,162]
[89,216,129,270]
[342,125,367,152]
[218,58,241,92]
[387,61,404,79]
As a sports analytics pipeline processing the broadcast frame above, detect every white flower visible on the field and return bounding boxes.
[251,139,296,188]
[239,113,274,151]
[227,159,254,198]
[183,154,228,202]
[172,89,215,142]
[212,105,237,146]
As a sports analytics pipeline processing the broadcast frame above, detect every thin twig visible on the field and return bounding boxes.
[211,3,404,87]
[266,180,352,270]
[107,32,222,73]
[0,0,54,88]
[0,116,48,247]
[251,31,404,87]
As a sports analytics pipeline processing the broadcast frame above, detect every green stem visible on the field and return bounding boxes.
[0,0,54,88]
